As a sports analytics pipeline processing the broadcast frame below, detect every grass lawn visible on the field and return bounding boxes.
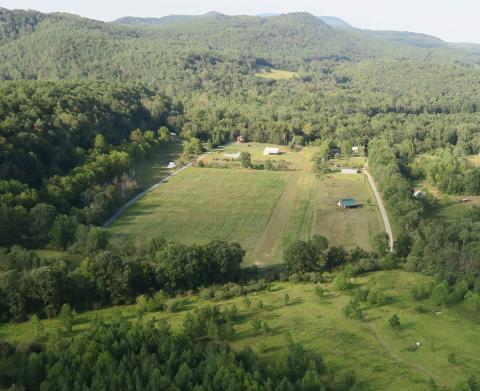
[132,142,183,189]
[2,270,479,390]
[109,143,384,265]
[255,66,299,80]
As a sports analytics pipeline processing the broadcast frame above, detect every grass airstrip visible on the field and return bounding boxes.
[109,143,384,265]
[2,270,479,390]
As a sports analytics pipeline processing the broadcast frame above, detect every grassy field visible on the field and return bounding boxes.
[415,180,480,221]
[109,143,383,265]
[2,270,479,390]
[255,66,299,80]
[132,142,183,189]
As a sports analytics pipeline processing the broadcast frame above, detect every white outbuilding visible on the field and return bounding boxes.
[263,147,280,155]
[167,162,176,169]
[341,168,359,174]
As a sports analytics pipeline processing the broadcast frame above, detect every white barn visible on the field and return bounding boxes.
[263,147,280,156]
[341,168,359,174]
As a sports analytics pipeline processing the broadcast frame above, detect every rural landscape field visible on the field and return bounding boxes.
[109,143,383,264]
[2,2,480,390]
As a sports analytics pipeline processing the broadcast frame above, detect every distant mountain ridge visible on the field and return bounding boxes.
[0,6,479,87]
[112,12,455,50]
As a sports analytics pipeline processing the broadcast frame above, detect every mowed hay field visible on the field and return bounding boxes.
[3,270,479,390]
[109,143,384,265]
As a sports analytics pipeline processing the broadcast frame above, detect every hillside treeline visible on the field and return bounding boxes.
[0,81,180,247]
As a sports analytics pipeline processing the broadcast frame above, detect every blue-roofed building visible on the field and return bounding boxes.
[337,198,360,208]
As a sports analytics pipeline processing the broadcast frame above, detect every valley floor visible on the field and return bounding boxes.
[108,143,383,265]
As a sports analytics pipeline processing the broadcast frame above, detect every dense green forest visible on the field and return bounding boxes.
[2,6,480,389]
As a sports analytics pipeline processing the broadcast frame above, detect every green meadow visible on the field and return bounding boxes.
[255,66,300,80]
[2,270,478,390]
[109,143,383,265]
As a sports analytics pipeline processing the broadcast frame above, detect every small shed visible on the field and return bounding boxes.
[341,168,359,174]
[263,147,280,156]
[337,198,360,208]
[167,162,176,169]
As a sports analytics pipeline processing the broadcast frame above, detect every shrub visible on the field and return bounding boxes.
[367,288,386,306]
[388,314,401,331]
[355,288,369,302]
[411,282,433,300]
[414,305,429,314]
[342,299,363,320]
[200,287,214,300]
[315,285,327,298]
[0,340,13,358]
[333,272,352,291]
[166,298,186,313]
[464,291,480,311]
[214,289,227,301]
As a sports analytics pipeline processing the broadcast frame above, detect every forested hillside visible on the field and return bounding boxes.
[0,81,178,247]
[2,6,480,389]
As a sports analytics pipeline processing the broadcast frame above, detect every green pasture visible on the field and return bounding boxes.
[2,270,479,390]
[109,143,383,265]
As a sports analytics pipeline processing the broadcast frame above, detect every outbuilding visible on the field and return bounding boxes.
[341,168,359,174]
[167,162,176,169]
[337,198,360,208]
[263,147,281,155]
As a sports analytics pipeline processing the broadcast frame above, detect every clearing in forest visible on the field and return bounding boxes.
[109,143,383,265]
[255,66,299,80]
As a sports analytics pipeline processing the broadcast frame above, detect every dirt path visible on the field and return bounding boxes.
[365,321,446,387]
[363,169,394,251]
[249,171,304,265]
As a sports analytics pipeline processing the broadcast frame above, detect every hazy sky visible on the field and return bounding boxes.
[2,0,479,43]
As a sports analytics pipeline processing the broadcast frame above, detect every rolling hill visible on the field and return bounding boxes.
[0,6,479,88]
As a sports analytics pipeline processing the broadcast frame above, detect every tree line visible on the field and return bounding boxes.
[0,235,245,323]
